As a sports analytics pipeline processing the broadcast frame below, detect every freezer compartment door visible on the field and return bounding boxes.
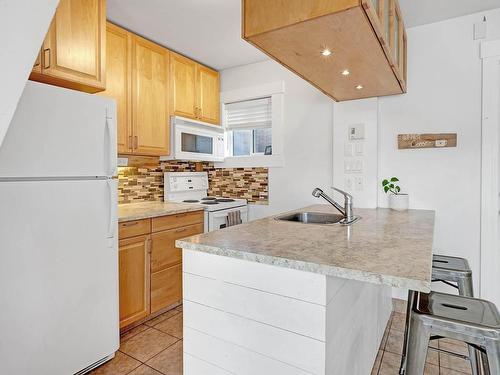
[0,82,117,178]
[0,179,119,375]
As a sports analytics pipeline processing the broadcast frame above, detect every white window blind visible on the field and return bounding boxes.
[225,97,272,130]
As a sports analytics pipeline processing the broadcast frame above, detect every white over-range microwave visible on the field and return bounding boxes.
[160,116,225,162]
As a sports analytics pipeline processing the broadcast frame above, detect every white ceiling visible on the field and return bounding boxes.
[399,0,500,28]
[107,0,500,71]
[107,0,267,70]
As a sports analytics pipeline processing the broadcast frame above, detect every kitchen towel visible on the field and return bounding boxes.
[226,210,242,227]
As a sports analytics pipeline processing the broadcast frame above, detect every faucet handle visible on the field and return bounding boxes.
[330,187,352,200]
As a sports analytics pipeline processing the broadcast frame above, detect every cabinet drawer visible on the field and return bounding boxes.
[151,263,182,313]
[119,219,151,238]
[151,223,204,273]
[152,211,204,232]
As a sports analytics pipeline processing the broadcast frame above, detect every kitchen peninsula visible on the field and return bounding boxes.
[177,204,435,375]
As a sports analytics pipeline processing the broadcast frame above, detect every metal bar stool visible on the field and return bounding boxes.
[406,291,500,375]
[400,255,480,374]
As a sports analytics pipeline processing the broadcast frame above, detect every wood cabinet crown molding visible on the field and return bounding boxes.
[242,0,407,101]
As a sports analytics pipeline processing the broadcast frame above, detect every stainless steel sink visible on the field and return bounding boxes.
[275,212,345,225]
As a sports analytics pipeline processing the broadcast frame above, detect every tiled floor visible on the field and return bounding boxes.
[89,305,183,375]
[90,306,475,375]
[372,311,474,375]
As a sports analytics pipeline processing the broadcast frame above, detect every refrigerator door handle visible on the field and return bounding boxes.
[105,109,117,176]
[107,179,118,245]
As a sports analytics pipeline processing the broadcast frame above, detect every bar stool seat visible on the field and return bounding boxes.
[406,292,500,375]
[432,255,473,286]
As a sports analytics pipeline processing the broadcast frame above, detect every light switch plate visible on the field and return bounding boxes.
[355,143,364,155]
[344,143,354,157]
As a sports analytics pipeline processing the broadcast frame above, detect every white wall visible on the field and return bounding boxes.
[0,0,59,147]
[220,60,333,220]
[379,8,500,295]
[333,98,379,208]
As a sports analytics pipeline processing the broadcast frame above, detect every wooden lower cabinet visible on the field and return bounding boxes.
[151,223,204,273]
[151,264,183,314]
[118,235,151,328]
[118,210,204,328]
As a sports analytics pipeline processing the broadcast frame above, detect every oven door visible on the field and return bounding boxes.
[208,206,248,232]
[174,123,224,162]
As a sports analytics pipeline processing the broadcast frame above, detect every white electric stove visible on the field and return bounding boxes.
[164,172,248,232]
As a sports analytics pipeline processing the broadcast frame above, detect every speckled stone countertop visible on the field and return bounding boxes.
[119,201,204,222]
[176,204,435,292]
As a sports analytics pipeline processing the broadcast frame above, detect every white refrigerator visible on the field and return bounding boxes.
[0,82,119,375]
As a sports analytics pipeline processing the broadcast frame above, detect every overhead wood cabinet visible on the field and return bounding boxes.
[30,0,106,93]
[131,35,171,155]
[99,23,170,156]
[242,0,407,101]
[98,23,131,154]
[171,53,221,125]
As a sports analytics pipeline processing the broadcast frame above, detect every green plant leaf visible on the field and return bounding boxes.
[384,186,389,193]
[390,177,399,182]
[389,184,394,189]
[382,179,389,186]
[396,186,401,192]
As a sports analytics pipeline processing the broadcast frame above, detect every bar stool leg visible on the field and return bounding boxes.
[456,276,482,375]
[399,290,415,374]
[484,341,500,375]
[481,351,491,375]
[406,315,431,375]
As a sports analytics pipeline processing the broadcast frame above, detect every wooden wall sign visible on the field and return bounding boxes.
[397,133,457,149]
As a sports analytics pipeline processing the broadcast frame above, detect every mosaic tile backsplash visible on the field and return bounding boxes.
[118,160,269,205]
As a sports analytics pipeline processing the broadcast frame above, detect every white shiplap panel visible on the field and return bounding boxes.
[183,249,328,305]
[184,353,234,375]
[183,272,326,341]
[184,328,314,375]
[184,300,325,374]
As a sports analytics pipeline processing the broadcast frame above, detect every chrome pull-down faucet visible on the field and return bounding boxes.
[312,187,359,225]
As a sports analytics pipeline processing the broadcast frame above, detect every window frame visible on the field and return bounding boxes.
[217,81,285,168]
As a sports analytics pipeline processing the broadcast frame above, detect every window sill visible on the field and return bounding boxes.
[214,154,284,168]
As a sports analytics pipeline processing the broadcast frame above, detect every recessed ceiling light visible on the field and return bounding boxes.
[341,70,350,76]
[321,48,332,56]
[356,85,363,90]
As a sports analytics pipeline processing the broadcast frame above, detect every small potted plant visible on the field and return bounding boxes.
[382,177,409,211]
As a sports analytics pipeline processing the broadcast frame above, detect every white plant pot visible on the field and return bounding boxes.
[389,194,409,211]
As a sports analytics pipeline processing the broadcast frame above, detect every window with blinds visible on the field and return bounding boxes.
[224,97,272,156]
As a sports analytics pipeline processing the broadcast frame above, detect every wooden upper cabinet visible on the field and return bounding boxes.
[196,65,220,125]
[98,22,132,154]
[30,0,106,93]
[118,234,150,328]
[170,53,197,119]
[242,0,407,101]
[131,35,170,156]
[170,54,220,125]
